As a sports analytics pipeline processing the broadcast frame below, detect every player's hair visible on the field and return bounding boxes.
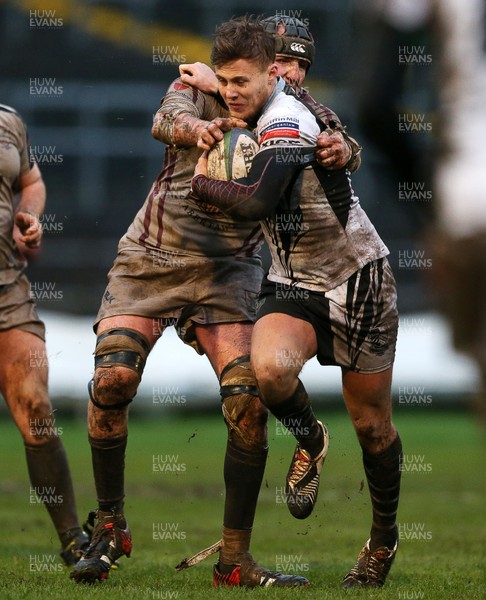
[211,15,275,69]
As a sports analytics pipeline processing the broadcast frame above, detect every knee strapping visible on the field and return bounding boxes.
[220,355,258,399]
[220,356,268,449]
[94,328,149,377]
[89,328,149,410]
[95,328,150,378]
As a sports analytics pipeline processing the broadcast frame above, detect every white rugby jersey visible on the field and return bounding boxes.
[255,80,389,292]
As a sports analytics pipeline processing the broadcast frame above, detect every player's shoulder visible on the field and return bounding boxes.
[299,91,343,129]
[166,77,196,97]
[160,78,198,110]
[162,77,224,118]
[271,86,321,124]
[165,77,218,103]
[258,86,319,147]
[273,87,304,111]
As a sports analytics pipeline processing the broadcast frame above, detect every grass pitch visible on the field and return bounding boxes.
[0,408,484,600]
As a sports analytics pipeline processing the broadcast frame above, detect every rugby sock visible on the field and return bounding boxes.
[223,440,267,530]
[362,434,402,551]
[24,437,80,545]
[270,379,323,457]
[220,441,267,570]
[89,435,127,513]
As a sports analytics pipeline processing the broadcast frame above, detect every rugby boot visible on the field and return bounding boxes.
[70,509,132,584]
[341,539,398,588]
[213,554,309,587]
[60,529,90,566]
[286,420,329,519]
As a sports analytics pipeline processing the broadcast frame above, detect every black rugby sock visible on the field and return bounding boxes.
[362,434,402,551]
[223,440,268,532]
[25,437,80,545]
[270,380,323,457]
[89,435,127,513]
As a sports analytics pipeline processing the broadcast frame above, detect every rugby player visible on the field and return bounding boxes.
[181,16,361,172]
[0,104,89,565]
[191,16,402,589]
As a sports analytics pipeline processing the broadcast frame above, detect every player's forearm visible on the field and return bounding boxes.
[192,153,275,220]
[152,111,209,147]
[342,133,362,172]
[192,174,272,221]
[192,149,310,221]
[16,182,46,219]
[15,166,46,217]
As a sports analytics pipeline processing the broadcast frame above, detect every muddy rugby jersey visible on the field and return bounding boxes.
[122,79,263,261]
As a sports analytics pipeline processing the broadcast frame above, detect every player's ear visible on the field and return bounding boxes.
[268,62,278,79]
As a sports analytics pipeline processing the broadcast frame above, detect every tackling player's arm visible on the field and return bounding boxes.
[311,104,362,172]
[14,162,45,252]
[179,62,218,95]
[151,78,245,148]
[152,110,209,148]
[191,145,314,221]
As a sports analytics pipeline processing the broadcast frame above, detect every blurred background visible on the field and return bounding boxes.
[0,0,481,410]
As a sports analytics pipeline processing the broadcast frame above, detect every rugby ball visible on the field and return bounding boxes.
[207,128,259,181]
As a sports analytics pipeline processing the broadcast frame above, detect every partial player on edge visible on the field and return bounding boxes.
[0,103,89,566]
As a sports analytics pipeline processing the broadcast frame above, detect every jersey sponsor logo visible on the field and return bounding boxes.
[290,42,306,54]
[260,138,301,147]
[265,116,299,125]
[260,120,300,143]
[174,82,190,91]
